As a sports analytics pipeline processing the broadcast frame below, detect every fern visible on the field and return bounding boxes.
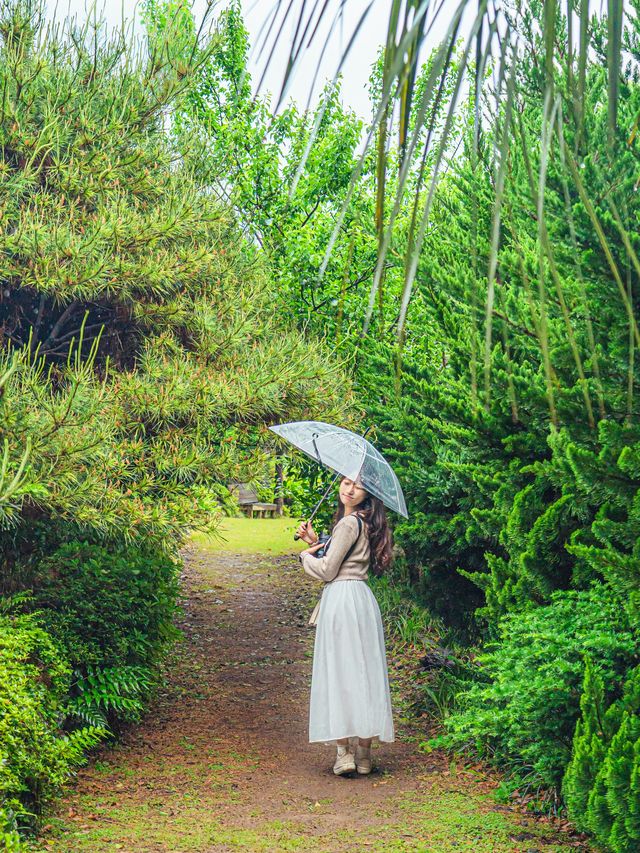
[67,665,155,726]
[0,806,25,852]
[62,726,109,766]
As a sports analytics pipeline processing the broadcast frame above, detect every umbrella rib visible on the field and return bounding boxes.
[355,439,367,484]
[311,434,323,465]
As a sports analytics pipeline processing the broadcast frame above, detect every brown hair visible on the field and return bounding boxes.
[331,479,393,576]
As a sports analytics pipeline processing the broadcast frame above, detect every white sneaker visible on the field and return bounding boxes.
[355,745,372,775]
[333,748,356,775]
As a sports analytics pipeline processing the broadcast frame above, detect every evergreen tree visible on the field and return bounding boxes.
[564,665,640,851]
[0,1,356,833]
[562,657,619,830]
[131,4,640,846]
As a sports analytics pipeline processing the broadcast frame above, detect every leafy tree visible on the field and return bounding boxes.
[141,3,640,845]
[429,584,638,794]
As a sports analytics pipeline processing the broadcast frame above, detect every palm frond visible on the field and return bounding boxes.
[576,0,590,146]
[562,139,640,354]
[259,0,632,420]
[364,0,479,337]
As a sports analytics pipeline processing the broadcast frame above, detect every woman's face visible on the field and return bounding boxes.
[339,477,368,510]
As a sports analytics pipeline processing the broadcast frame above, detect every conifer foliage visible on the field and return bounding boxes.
[355,9,640,846]
[0,0,352,548]
[153,7,640,848]
[562,661,640,851]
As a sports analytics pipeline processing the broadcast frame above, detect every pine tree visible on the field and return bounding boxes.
[0,0,355,557]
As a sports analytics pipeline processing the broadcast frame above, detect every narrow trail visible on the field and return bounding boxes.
[38,544,592,852]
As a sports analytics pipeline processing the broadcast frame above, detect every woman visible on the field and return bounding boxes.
[296,475,395,776]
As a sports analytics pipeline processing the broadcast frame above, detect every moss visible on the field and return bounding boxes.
[342,785,584,852]
[35,778,582,853]
[36,802,312,851]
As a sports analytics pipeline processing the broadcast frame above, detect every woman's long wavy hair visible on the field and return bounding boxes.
[331,478,393,576]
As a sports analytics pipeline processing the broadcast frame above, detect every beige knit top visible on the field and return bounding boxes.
[301,513,371,584]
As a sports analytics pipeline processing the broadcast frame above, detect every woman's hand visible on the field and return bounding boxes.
[300,540,325,558]
[296,520,318,545]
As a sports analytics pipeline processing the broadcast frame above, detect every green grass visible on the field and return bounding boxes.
[35,799,310,851]
[371,575,444,646]
[375,785,578,852]
[191,516,306,556]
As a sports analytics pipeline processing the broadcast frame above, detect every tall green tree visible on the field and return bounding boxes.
[134,7,640,845]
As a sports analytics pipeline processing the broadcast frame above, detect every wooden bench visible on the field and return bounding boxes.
[228,483,278,518]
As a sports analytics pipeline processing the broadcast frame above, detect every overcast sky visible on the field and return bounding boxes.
[43,0,474,119]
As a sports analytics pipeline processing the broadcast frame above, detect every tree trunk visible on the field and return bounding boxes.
[274,457,284,516]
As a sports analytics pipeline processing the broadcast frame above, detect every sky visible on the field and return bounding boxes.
[42,0,475,119]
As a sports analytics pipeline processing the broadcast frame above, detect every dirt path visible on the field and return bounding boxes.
[37,545,592,852]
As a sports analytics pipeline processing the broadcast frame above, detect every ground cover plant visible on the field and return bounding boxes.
[33,522,588,852]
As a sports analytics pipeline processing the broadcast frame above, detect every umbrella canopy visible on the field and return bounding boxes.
[269,420,408,518]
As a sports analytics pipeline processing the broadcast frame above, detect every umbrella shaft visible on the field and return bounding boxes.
[295,425,373,539]
[308,472,340,523]
[309,425,372,522]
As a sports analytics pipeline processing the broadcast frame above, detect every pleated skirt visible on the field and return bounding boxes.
[308,579,395,746]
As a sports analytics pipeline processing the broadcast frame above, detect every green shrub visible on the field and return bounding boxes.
[31,542,182,671]
[24,542,182,734]
[67,665,156,730]
[372,575,476,720]
[0,806,25,851]
[0,541,183,836]
[0,612,104,833]
[371,574,444,648]
[562,660,640,851]
[426,583,639,796]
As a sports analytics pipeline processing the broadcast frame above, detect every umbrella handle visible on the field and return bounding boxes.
[293,474,339,541]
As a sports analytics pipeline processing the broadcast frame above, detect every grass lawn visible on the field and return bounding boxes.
[191,515,307,555]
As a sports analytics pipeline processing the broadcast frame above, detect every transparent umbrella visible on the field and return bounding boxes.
[269,420,408,519]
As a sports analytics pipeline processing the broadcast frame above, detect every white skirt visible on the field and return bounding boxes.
[308,579,395,746]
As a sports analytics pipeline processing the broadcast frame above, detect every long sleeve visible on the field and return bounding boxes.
[301,515,360,583]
